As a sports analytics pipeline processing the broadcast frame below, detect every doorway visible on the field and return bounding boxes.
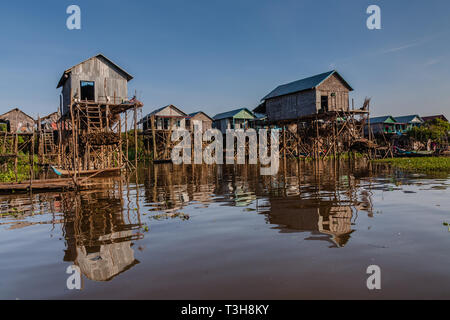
[80,81,95,101]
[320,95,329,113]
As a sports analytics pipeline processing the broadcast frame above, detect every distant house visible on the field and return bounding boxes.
[57,54,134,115]
[187,111,213,133]
[249,113,269,130]
[140,105,188,131]
[367,115,400,135]
[394,115,424,131]
[261,70,353,122]
[212,108,255,134]
[422,114,448,123]
[0,108,35,133]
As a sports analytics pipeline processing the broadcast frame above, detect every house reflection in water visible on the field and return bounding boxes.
[139,160,374,248]
[62,190,142,281]
[261,199,355,247]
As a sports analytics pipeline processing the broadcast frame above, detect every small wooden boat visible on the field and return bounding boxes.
[51,166,122,177]
[393,147,434,158]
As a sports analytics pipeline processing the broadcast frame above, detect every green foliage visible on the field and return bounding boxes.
[374,157,450,171]
[407,119,450,144]
[0,154,39,183]
[121,130,147,161]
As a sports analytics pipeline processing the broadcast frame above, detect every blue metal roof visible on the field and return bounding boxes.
[369,115,396,124]
[213,108,255,120]
[394,115,423,124]
[262,70,353,101]
[253,112,267,120]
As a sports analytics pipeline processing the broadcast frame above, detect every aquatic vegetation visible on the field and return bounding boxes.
[149,212,190,221]
[443,222,450,232]
[0,208,22,218]
[374,157,450,171]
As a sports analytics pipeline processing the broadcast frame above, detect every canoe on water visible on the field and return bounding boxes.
[394,148,434,158]
[51,166,122,177]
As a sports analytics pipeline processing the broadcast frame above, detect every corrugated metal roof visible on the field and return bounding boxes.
[394,115,423,124]
[140,105,187,124]
[189,111,213,121]
[262,70,353,101]
[213,108,254,120]
[0,108,35,121]
[253,112,267,120]
[57,54,134,88]
[422,115,448,122]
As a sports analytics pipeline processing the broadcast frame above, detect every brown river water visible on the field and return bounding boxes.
[0,159,449,299]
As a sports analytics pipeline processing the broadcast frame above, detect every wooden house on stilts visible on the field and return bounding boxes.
[57,54,143,177]
[255,70,373,159]
[140,105,190,162]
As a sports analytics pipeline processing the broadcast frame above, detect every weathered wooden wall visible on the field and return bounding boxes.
[266,89,316,121]
[265,73,351,122]
[190,113,212,133]
[143,106,187,131]
[0,108,35,133]
[316,73,350,112]
[213,118,230,134]
[61,56,129,115]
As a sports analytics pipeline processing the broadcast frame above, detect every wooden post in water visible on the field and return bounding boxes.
[14,131,18,182]
[69,90,77,185]
[282,125,286,168]
[29,131,35,191]
[125,111,129,164]
[119,115,123,169]
[315,117,320,160]
[151,115,156,160]
[134,105,138,169]
[333,116,337,159]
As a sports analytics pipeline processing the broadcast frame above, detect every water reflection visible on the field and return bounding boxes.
[0,178,144,282]
[139,160,376,247]
[61,187,143,282]
[1,159,448,290]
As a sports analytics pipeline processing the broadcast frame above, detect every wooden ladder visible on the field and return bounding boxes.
[86,106,103,132]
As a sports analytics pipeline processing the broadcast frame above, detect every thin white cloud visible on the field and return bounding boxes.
[381,40,423,54]
[379,31,449,55]
[424,58,440,66]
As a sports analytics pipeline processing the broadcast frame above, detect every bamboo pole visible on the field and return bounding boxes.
[125,110,129,163]
[119,115,123,169]
[30,132,35,188]
[14,131,18,182]
[134,105,138,169]
[69,99,78,185]
[282,125,286,168]
[151,115,156,160]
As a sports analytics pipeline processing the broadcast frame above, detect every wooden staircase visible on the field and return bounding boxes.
[85,106,103,132]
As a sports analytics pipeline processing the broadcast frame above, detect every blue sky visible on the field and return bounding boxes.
[0,0,449,118]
